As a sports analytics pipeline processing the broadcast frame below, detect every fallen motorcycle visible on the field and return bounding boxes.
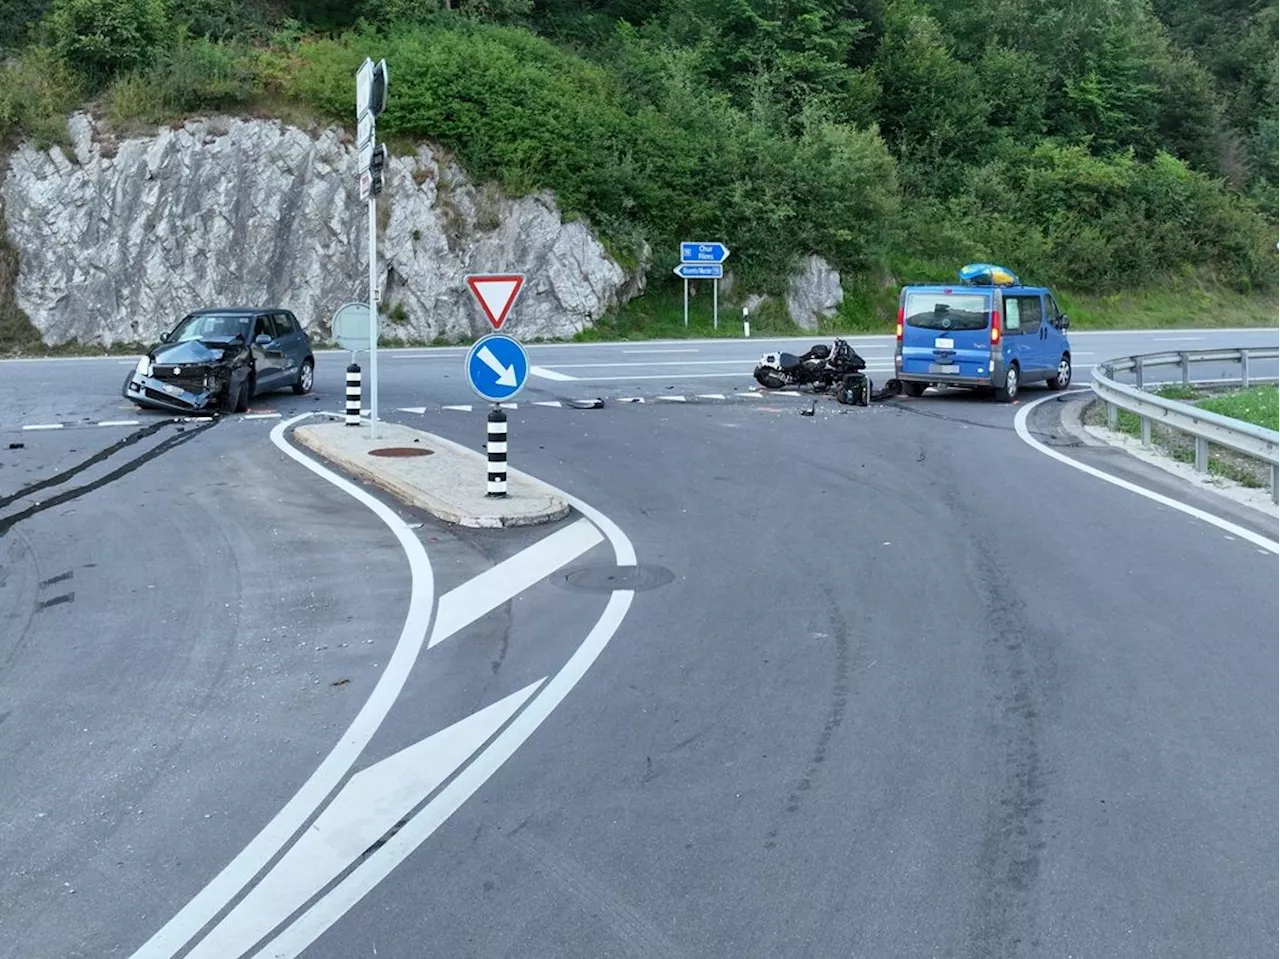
[753,338,866,393]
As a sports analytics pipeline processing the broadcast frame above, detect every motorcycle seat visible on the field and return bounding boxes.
[779,352,801,369]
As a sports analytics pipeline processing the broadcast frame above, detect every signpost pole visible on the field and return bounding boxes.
[683,278,688,328]
[713,278,719,330]
[368,190,378,439]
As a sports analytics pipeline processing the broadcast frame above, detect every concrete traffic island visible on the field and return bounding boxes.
[292,419,569,528]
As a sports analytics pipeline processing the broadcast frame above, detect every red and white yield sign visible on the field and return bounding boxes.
[465,273,526,331]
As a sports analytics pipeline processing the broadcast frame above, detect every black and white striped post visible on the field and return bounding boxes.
[487,406,507,497]
[346,363,362,426]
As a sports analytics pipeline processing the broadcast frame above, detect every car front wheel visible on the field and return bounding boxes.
[1047,353,1071,390]
[293,357,314,395]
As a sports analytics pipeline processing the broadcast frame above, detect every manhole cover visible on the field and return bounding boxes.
[554,564,675,593]
[368,446,434,457]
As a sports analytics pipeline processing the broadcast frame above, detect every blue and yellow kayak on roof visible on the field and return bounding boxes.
[958,262,1020,286]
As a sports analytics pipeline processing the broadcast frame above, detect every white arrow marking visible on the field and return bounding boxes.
[430,518,603,647]
[477,346,518,387]
[533,400,562,408]
[396,407,427,415]
[182,680,543,959]
[443,405,472,412]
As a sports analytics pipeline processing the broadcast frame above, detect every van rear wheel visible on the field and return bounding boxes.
[996,364,1019,403]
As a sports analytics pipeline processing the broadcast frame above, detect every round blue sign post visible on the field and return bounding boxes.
[465,333,530,404]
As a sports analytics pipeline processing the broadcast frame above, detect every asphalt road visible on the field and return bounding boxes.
[1,326,1276,958]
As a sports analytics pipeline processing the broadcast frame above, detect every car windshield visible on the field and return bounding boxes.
[904,292,990,331]
[168,313,251,342]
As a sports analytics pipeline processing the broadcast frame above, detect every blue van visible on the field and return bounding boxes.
[892,264,1072,402]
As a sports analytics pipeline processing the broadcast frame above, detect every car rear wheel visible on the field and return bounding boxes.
[293,357,314,395]
[904,382,928,397]
[996,364,1019,403]
[1047,353,1071,390]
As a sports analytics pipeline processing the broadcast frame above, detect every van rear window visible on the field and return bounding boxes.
[904,292,990,331]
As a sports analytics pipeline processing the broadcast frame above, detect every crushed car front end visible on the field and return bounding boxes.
[122,340,245,414]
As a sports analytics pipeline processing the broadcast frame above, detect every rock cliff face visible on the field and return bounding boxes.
[0,113,646,347]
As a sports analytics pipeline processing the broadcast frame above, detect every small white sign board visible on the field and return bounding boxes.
[359,169,372,201]
[332,301,374,352]
[357,112,373,148]
[355,58,373,119]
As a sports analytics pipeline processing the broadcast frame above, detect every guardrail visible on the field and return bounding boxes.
[1091,347,1280,504]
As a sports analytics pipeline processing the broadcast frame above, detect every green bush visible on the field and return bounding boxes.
[47,0,167,85]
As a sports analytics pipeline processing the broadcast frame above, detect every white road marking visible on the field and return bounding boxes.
[21,423,64,430]
[97,420,140,427]
[500,402,518,409]
[430,518,604,648]
[1014,394,1279,555]
[623,348,698,354]
[443,405,472,412]
[530,366,578,381]
[396,407,427,414]
[697,393,727,400]
[618,397,645,403]
[1152,336,1205,342]
[251,449,637,959]
[657,395,687,402]
[739,392,763,399]
[128,413,437,959]
[242,413,281,420]
[183,681,544,959]
[533,400,563,408]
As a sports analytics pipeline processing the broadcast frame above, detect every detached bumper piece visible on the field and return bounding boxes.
[124,373,219,414]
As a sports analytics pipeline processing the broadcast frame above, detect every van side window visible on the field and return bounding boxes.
[1004,297,1021,332]
[1007,295,1042,333]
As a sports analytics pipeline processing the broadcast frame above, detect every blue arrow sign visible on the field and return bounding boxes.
[673,263,724,279]
[466,333,529,403]
[680,241,730,263]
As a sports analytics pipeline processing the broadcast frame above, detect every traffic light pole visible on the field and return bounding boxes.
[356,57,388,440]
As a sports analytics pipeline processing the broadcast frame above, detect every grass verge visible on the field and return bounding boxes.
[1083,383,1279,489]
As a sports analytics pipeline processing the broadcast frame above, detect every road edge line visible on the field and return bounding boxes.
[1014,393,1279,555]
[127,412,438,958]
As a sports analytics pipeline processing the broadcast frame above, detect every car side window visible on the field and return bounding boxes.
[252,315,271,339]
[271,313,294,337]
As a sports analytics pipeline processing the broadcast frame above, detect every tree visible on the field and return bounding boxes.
[47,0,168,82]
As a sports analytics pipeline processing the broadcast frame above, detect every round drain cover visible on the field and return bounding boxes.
[555,564,675,593]
[368,446,434,457]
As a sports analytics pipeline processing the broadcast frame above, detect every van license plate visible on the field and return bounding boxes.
[934,337,954,349]
[929,364,960,374]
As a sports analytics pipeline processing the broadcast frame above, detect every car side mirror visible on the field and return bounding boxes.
[1059,315,1070,329]
[254,333,272,346]
[159,330,172,343]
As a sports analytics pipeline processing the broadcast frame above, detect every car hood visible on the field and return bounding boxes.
[149,336,243,366]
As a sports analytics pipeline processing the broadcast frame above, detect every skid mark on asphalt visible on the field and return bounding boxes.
[509,830,689,959]
[0,419,218,535]
[764,580,853,851]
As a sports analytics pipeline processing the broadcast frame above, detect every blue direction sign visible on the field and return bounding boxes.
[680,241,730,263]
[466,333,529,403]
[673,263,724,279]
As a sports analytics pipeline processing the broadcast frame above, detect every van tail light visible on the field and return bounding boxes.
[896,304,904,342]
[990,310,1001,345]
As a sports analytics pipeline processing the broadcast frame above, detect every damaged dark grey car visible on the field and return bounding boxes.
[123,307,315,414]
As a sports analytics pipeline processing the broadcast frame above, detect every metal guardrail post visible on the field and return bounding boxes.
[1271,465,1278,505]
[1179,352,1189,388]
[1241,350,1250,389]
[1134,356,1144,389]
[1141,414,1151,446]
[1195,437,1209,473]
